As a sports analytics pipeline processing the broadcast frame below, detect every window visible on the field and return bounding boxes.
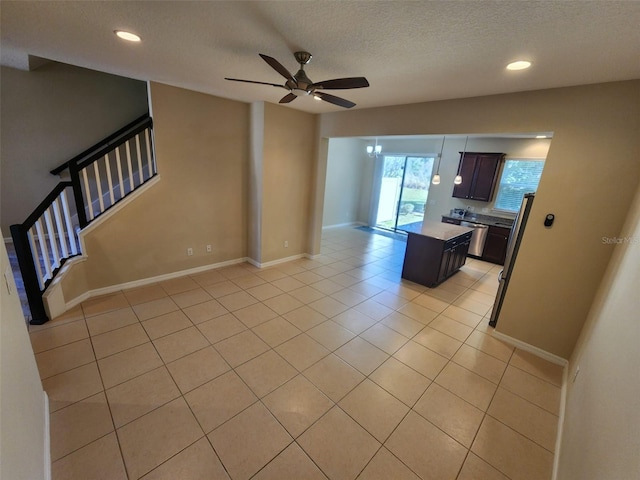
[494,159,545,212]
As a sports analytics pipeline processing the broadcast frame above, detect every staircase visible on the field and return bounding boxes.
[9,114,156,325]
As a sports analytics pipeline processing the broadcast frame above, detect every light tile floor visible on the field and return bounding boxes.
[31,227,564,480]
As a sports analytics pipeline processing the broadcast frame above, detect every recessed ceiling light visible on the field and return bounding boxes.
[506,60,531,71]
[114,30,141,42]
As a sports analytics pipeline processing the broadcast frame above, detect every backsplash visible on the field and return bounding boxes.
[447,209,515,226]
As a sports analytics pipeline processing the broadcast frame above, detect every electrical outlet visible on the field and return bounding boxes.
[284,240,289,248]
[206,245,212,253]
[187,247,193,256]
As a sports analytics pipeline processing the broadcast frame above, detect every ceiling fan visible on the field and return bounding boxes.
[225,51,369,108]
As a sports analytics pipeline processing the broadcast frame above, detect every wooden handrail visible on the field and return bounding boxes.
[22,181,73,228]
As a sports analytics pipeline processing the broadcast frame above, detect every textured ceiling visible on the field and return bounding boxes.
[2,1,639,114]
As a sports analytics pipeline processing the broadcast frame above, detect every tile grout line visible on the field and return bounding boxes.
[40,227,560,479]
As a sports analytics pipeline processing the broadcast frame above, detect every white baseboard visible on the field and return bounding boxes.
[245,257,260,268]
[491,328,569,480]
[322,221,365,230]
[45,255,248,316]
[44,391,51,480]
[44,232,324,316]
[242,252,322,268]
[552,364,569,480]
[252,253,305,269]
[491,330,569,367]
[46,249,324,314]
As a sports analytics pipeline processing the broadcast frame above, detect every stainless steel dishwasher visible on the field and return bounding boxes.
[460,221,489,257]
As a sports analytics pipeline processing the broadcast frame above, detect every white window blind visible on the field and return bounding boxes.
[494,159,545,212]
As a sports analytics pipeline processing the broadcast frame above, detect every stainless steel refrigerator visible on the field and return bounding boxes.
[489,193,535,327]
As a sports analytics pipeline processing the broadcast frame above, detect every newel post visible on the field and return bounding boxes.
[9,224,49,325]
[68,159,88,228]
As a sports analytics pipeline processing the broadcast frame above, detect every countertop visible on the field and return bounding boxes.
[442,214,514,229]
[403,220,474,241]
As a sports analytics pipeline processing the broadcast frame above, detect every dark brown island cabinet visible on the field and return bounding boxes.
[402,221,474,287]
[452,152,505,202]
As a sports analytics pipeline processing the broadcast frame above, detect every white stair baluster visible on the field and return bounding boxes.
[125,140,134,192]
[145,128,154,177]
[94,160,105,215]
[52,197,69,258]
[115,146,125,200]
[60,189,78,255]
[28,227,45,290]
[105,153,115,207]
[135,133,144,184]
[34,218,52,283]
[82,167,95,221]
[43,208,60,270]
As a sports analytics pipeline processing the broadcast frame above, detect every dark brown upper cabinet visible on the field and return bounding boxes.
[452,152,505,201]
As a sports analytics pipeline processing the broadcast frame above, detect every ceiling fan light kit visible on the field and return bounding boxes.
[225,51,369,108]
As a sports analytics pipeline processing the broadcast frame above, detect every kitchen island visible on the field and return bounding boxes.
[401,221,474,287]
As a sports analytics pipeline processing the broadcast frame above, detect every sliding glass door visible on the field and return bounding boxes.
[374,155,434,232]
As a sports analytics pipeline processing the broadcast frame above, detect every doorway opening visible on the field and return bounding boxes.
[373,155,435,232]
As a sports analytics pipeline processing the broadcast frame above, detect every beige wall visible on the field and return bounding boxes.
[0,63,148,232]
[1,230,48,480]
[556,182,640,479]
[317,80,640,358]
[60,82,249,299]
[261,103,317,263]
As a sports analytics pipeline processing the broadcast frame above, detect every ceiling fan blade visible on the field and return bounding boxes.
[259,54,296,83]
[279,93,297,104]
[311,77,370,90]
[315,92,356,109]
[225,78,287,89]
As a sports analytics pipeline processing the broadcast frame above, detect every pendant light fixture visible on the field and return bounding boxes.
[432,136,445,185]
[366,138,382,157]
[454,136,469,185]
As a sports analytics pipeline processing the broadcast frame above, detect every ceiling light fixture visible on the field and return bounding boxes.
[432,136,446,185]
[114,30,141,42]
[535,135,547,139]
[366,139,382,158]
[506,60,531,71]
[454,136,469,185]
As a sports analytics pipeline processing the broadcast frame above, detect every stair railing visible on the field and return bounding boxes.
[10,183,79,324]
[10,115,155,324]
[65,115,155,227]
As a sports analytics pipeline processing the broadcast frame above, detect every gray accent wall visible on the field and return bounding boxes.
[0,62,148,233]
[322,138,374,228]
